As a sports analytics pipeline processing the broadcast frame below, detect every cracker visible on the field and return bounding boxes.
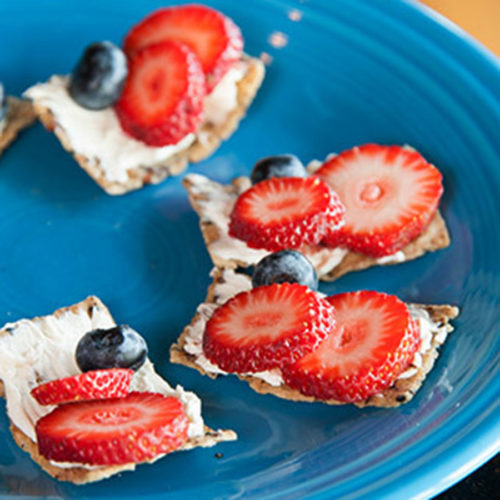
[29,57,265,195]
[0,97,36,157]
[183,174,450,280]
[170,269,459,408]
[0,296,236,484]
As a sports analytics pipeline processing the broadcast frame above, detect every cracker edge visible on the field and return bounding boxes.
[28,57,265,195]
[0,97,37,156]
[170,269,459,408]
[0,296,236,485]
[183,175,451,279]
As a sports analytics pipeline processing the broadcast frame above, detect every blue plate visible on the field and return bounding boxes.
[0,0,499,498]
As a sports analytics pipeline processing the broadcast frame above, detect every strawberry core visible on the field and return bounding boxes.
[359,182,384,203]
[89,408,136,425]
[245,312,284,329]
[267,198,299,211]
[335,319,368,353]
[146,69,166,100]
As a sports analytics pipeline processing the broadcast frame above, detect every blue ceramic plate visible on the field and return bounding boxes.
[0,0,499,498]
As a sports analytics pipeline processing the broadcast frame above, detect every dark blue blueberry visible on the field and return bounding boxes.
[252,250,318,290]
[75,325,148,372]
[250,154,306,185]
[0,82,8,124]
[69,41,128,110]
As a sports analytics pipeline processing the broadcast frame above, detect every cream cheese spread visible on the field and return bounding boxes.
[376,251,406,265]
[24,61,250,184]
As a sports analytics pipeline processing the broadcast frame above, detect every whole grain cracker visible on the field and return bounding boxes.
[183,174,450,280]
[170,269,459,408]
[29,57,265,195]
[0,296,236,484]
[0,97,36,157]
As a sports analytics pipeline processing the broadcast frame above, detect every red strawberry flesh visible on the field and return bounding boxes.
[115,41,205,146]
[123,5,243,90]
[36,392,189,465]
[228,176,345,251]
[317,144,443,256]
[203,283,336,373]
[30,369,134,406]
[282,290,421,402]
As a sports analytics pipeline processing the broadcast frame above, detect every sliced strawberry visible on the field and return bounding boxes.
[123,5,243,91]
[36,392,188,465]
[203,283,336,373]
[228,176,345,252]
[317,144,443,256]
[115,41,205,146]
[31,369,133,406]
[282,291,421,402]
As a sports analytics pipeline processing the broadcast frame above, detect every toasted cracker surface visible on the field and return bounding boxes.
[29,57,265,195]
[170,269,459,408]
[0,296,236,484]
[0,97,36,156]
[324,211,450,280]
[183,174,450,280]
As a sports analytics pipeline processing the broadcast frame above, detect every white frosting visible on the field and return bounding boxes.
[182,268,448,389]
[185,173,349,274]
[0,300,204,469]
[23,61,249,184]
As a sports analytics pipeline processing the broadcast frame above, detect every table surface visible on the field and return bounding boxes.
[420,2,499,498]
[421,0,500,56]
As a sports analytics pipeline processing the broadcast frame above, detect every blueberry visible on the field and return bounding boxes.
[250,154,306,185]
[252,250,318,290]
[69,41,127,110]
[75,325,148,372]
[0,82,8,125]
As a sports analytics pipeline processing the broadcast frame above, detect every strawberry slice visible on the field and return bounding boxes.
[203,283,336,373]
[282,291,421,402]
[317,144,443,256]
[228,176,345,252]
[123,5,243,91]
[115,41,205,146]
[36,392,188,465]
[31,369,133,406]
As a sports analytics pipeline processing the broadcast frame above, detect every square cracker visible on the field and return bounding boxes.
[0,296,236,484]
[29,57,265,195]
[0,97,36,157]
[170,269,459,408]
[183,174,450,281]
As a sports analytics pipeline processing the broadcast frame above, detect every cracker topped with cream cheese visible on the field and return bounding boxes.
[0,296,236,484]
[0,97,36,157]
[170,268,459,408]
[24,57,264,195]
[183,173,450,281]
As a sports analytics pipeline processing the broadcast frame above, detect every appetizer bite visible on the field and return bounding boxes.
[0,297,235,484]
[25,5,265,194]
[171,250,459,407]
[184,144,450,281]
